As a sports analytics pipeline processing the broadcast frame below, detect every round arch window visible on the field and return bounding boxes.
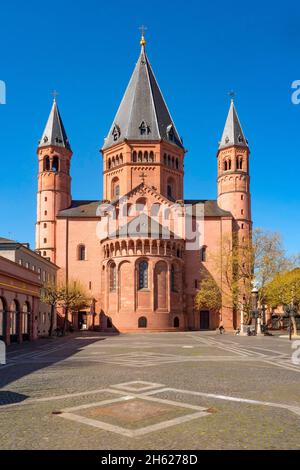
[138,316,147,328]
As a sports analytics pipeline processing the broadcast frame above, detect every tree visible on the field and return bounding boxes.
[265,269,300,336]
[41,282,61,337]
[207,229,290,325]
[58,280,90,334]
[195,276,222,312]
[252,229,289,306]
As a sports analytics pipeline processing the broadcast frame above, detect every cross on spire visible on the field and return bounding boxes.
[52,90,59,101]
[228,90,236,102]
[139,25,147,36]
[139,171,147,183]
[139,25,147,47]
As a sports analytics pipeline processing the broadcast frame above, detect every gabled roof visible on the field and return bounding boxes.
[39,99,71,150]
[106,181,176,209]
[103,43,183,150]
[107,212,176,240]
[218,100,248,150]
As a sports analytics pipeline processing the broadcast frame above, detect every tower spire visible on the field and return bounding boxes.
[102,35,183,150]
[39,98,71,150]
[218,98,248,150]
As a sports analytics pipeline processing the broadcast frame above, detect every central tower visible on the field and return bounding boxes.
[101,34,185,202]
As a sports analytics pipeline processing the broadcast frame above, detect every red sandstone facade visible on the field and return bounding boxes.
[35,37,252,332]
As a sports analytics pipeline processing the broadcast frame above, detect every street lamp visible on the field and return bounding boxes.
[251,287,263,335]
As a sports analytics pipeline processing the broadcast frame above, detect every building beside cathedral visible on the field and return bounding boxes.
[35,35,252,332]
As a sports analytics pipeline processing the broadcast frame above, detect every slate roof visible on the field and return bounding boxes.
[57,200,100,218]
[103,44,183,150]
[57,198,232,219]
[184,200,232,217]
[39,99,71,150]
[218,100,248,150]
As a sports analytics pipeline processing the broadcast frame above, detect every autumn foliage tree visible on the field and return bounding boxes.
[265,268,300,336]
[195,276,222,313]
[42,280,90,335]
[195,228,292,325]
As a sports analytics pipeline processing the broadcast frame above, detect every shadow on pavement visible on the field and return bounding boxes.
[0,332,108,391]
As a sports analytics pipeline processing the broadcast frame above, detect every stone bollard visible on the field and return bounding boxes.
[0,340,6,365]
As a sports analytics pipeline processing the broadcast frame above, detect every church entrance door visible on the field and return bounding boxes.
[200,310,210,330]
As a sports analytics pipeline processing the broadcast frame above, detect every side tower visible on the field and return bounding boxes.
[217,98,251,240]
[101,34,185,202]
[36,98,72,263]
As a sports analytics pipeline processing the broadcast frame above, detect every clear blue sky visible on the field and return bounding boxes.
[0,0,299,255]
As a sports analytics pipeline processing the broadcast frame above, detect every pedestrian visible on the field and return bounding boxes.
[219,323,225,334]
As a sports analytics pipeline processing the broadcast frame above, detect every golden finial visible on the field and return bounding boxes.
[139,25,147,48]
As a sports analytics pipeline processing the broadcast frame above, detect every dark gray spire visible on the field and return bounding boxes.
[219,100,248,150]
[39,99,71,150]
[103,43,183,150]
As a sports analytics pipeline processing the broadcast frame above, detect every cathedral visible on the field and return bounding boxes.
[35,34,252,332]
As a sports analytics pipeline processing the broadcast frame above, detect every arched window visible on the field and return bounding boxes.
[112,157,115,167]
[174,317,180,328]
[10,300,19,340]
[224,160,228,171]
[138,151,143,162]
[22,302,31,339]
[176,158,179,169]
[144,151,148,162]
[132,151,137,162]
[163,154,167,165]
[172,156,175,168]
[111,177,120,199]
[149,151,154,162]
[120,154,123,164]
[109,263,117,291]
[108,158,111,170]
[52,156,59,172]
[44,156,50,171]
[239,158,243,170]
[116,155,119,166]
[0,298,6,339]
[135,197,147,215]
[138,261,148,289]
[168,155,171,166]
[228,159,231,170]
[138,316,147,328]
[78,244,86,261]
[171,265,176,292]
[167,178,175,200]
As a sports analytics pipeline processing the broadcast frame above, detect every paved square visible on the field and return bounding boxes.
[0,331,300,449]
